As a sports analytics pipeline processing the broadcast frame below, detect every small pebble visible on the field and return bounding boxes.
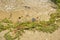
[32,18,36,22]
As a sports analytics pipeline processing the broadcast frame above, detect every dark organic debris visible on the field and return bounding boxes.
[19,17,21,19]
[23,6,31,9]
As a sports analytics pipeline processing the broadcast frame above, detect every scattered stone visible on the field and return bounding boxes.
[32,18,36,22]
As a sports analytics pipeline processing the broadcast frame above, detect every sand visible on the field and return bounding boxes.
[0,0,60,40]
